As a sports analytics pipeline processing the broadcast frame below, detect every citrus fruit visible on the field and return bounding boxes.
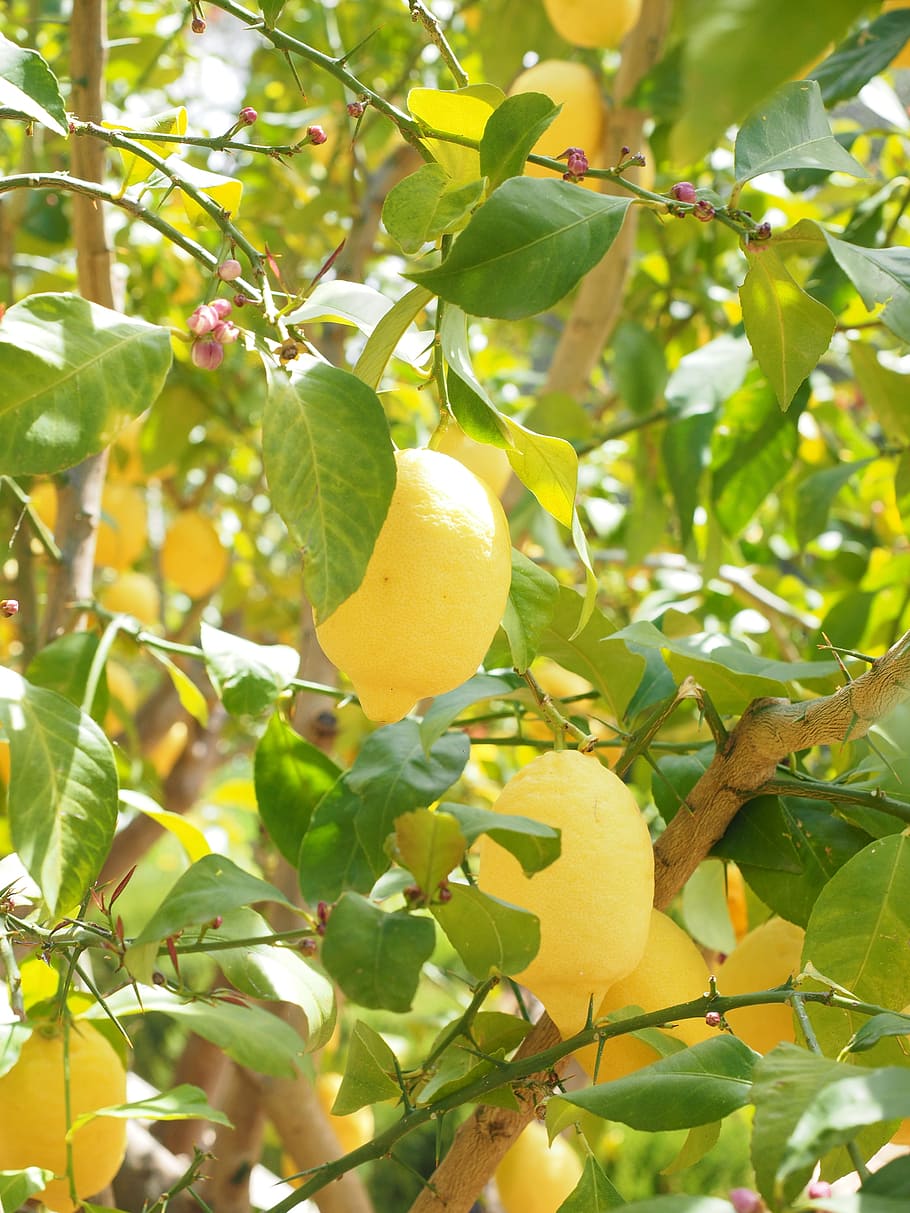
[433,424,512,498]
[725,863,749,942]
[104,661,139,734]
[0,738,9,785]
[94,484,147,570]
[717,917,805,1054]
[477,748,654,1036]
[577,909,713,1081]
[508,61,605,188]
[29,480,58,531]
[161,511,229,599]
[0,1022,127,1212]
[314,448,512,723]
[495,1122,582,1213]
[883,2,910,70]
[148,720,189,778]
[99,572,161,627]
[542,0,642,47]
[315,1072,375,1154]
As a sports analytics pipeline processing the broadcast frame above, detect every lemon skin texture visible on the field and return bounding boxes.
[542,0,642,48]
[577,908,713,1081]
[477,748,654,1036]
[315,448,512,723]
[0,1024,127,1212]
[508,61,605,189]
[161,510,229,599]
[717,917,805,1054]
[495,1121,582,1213]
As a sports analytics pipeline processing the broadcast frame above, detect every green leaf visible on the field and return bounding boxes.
[0,1167,54,1213]
[740,246,836,410]
[258,0,285,26]
[25,632,106,721]
[862,1155,910,1197]
[334,1020,401,1113]
[442,801,560,876]
[353,286,433,390]
[0,667,118,916]
[263,362,396,622]
[734,80,867,183]
[131,853,299,946]
[419,671,525,751]
[393,809,466,898]
[0,32,67,135]
[147,648,209,726]
[814,9,910,106]
[501,548,560,672]
[850,341,910,445]
[431,883,540,978]
[547,1036,758,1133]
[408,179,631,319]
[0,294,172,476]
[409,83,502,184]
[807,1196,910,1213]
[200,622,299,718]
[794,458,876,548]
[85,984,306,1077]
[682,860,736,955]
[847,1013,910,1056]
[69,1084,232,1134]
[822,232,910,344]
[383,165,486,254]
[415,1012,529,1106]
[556,1153,624,1211]
[297,777,375,903]
[613,323,669,417]
[320,892,436,1012]
[479,92,559,190]
[254,710,342,866]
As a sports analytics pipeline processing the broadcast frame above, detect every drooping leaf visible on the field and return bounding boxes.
[146,647,210,726]
[0,32,67,135]
[320,892,436,1012]
[0,294,172,476]
[846,1012,910,1057]
[200,622,299,717]
[262,361,396,622]
[284,280,395,336]
[353,286,433,390]
[822,232,910,344]
[119,789,211,863]
[431,883,540,978]
[334,1020,401,1113]
[556,1153,624,1211]
[69,1084,232,1134]
[408,178,631,319]
[441,801,560,876]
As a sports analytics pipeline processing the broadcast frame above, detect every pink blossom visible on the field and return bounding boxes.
[217,259,242,282]
[191,339,224,370]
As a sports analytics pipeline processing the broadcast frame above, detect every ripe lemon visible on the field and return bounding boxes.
[148,720,189,778]
[725,863,749,942]
[542,0,642,48]
[717,917,805,1054]
[99,572,161,628]
[0,1022,127,1212]
[315,1072,375,1154]
[104,661,139,734]
[314,448,512,723]
[577,909,713,1081]
[508,61,605,189]
[477,749,654,1036]
[94,484,147,570]
[0,738,9,785]
[883,2,910,70]
[495,1122,582,1213]
[433,424,512,499]
[161,511,229,599]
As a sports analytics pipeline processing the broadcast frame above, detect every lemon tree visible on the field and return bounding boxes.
[4,2,910,1213]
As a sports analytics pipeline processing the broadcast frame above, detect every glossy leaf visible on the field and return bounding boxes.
[813,9,910,105]
[335,1020,401,1113]
[479,92,559,190]
[297,777,375,903]
[320,892,436,1012]
[0,32,67,135]
[262,361,396,622]
[393,809,466,897]
[557,1154,624,1211]
[353,285,433,390]
[408,178,631,319]
[431,883,540,978]
[70,1084,232,1133]
[441,801,560,876]
[120,789,211,863]
[383,164,485,254]
[0,667,118,916]
[500,547,561,672]
[822,232,910,344]
[419,671,525,751]
[846,1012,910,1056]
[0,294,172,476]
[408,84,501,185]
[284,280,394,335]
[201,622,299,717]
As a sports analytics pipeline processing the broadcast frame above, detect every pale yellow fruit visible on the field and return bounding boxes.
[29,480,58,530]
[315,1072,375,1154]
[477,749,654,1036]
[717,918,805,1054]
[104,661,139,735]
[161,511,229,599]
[95,483,148,570]
[508,61,605,188]
[884,2,910,70]
[725,863,749,942]
[99,572,161,628]
[315,448,512,723]
[148,720,189,778]
[434,425,512,499]
[0,738,9,785]
[578,909,713,1081]
[0,1023,127,1212]
[542,0,641,48]
[495,1122,582,1213]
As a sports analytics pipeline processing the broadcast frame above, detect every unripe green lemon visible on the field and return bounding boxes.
[542,0,642,48]
[478,749,653,1035]
[717,917,805,1054]
[578,909,713,1081]
[315,448,512,723]
[495,1122,582,1213]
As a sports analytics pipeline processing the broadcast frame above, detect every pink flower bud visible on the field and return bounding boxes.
[209,297,233,320]
[347,101,365,118]
[239,106,257,126]
[729,1189,764,1213]
[191,339,224,370]
[217,259,242,282]
[307,124,327,146]
[807,1182,833,1199]
[212,321,239,345]
[705,1010,722,1028]
[0,599,19,618]
[187,304,219,336]
[564,147,589,179]
[670,181,697,204]
[191,16,206,33]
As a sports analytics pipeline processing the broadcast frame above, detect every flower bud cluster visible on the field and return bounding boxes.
[561,146,589,183]
[187,297,240,370]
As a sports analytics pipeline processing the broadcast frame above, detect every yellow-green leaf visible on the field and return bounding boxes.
[178,161,243,224]
[408,85,503,185]
[120,788,210,862]
[103,107,187,194]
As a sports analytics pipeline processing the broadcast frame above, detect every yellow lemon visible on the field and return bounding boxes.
[29,480,58,531]
[542,0,642,48]
[99,572,161,628]
[148,720,189,778]
[717,917,805,1054]
[161,511,230,599]
[433,425,512,498]
[725,863,750,942]
[0,1022,127,1212]
[477,749,653,1036]
[578,909,713,1081]
[883,2,910,70]
[508,61,605,188]
[0,738,9,785]
[315,448,512,723]
[94,483,148,570]
[104,661,139,735]
[495,1122,582,1213]
[315,1072,375,1154]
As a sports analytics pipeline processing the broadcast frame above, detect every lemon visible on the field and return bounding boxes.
[148,720,189,778]
[315,448,512,723]
[104,661,139,735]
[161,510,230,599]
[0,1022,127,1212]
[433,424,512,498]
[883,2,910,70]
[315,1072,375,1154]
[477,749,653,1036]
[0,737,9,785]
[94,483,148,570]
[495,1122,582,1213]
[577,909,713,1081]
[99,572,161,628]
[508,61,605,189]
[717,917,805,1054]
[542,0,641,48]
